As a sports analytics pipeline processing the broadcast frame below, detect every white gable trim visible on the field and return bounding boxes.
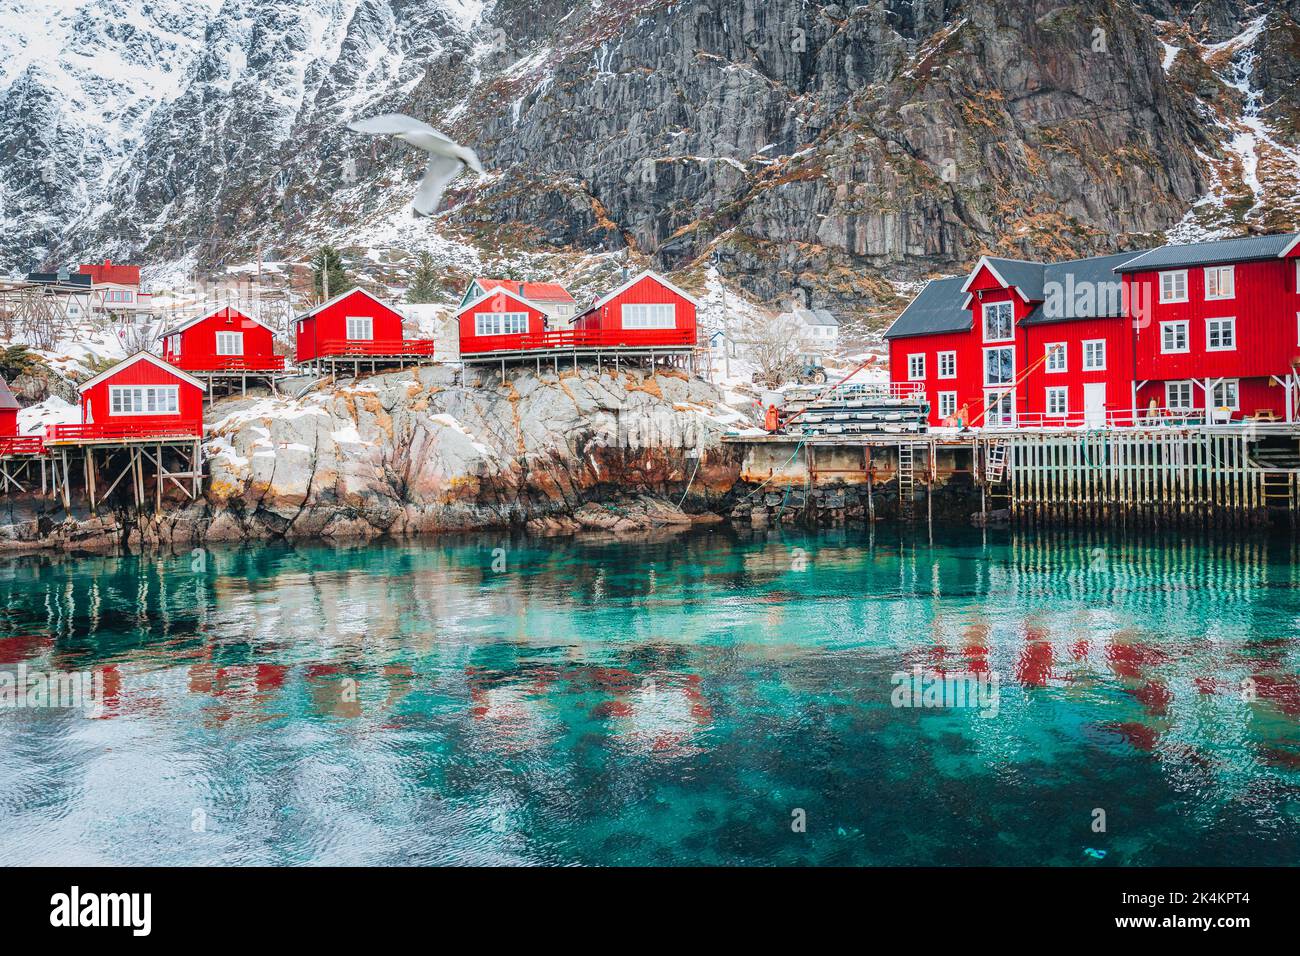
[960,256,1034,303]
[78,352,208,393]
[589,269,702,311]
[1277,235,1300,258]
[456,286,548,316]
[299,286,399,321]
[160,306,275,338]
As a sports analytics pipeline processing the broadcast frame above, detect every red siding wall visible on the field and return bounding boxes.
[295,290,407,362]
[163,308,278,370]
[967,283,1032,423]
[457,291,548,355]
[0,409,16,437]
[82,361,204,433]
[889,329,980,426]
[1129,259,1300,383]
[1022,317,1134,424]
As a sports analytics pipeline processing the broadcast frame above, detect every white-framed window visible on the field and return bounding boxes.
[1212,379,1239,411]
[621,303,675,329]
[1160,320,1188,353]
[937,351,956,379]
[346,316,373,340]
[907,353,926,380]
[169,335,181,356]
[983,346,1014,386]
[937,392,957,418]
[215,331,243,355]
[1045,386,1068,416]
[1082,339,1106,370]
[1165,381,1194,410]
[475,311,529,336]
[1205,265,1234,300]
[1206,317,1236,351]
[982,301,1014,342]
[106,289,135,303]
[109,385,179,416]
[1159,269,1188,303]
[1045,342,1066,372]
[984,389,1015,426]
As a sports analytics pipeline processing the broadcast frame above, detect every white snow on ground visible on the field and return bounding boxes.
[16,395,78,436]
[429,412,495,456]
[1160,41,1180,73]
[207,399,332,434]
[33,323,136,379]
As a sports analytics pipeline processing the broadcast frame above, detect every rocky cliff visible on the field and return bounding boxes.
[2,0,1297,322]
[0,365,747,551]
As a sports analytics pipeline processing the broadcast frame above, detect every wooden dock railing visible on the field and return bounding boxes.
[45,422,204,443]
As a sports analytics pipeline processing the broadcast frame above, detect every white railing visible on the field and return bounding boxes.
[784,381,926,405]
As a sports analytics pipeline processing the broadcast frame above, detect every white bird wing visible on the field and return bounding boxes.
[348,113,457,150]
[413,154,466,215]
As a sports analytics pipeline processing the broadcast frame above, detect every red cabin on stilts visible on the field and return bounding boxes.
[45,352,207,444]
[294,287,434,369]
[456,286,552,357]
[571,269,699,351]
[159,306,286,374]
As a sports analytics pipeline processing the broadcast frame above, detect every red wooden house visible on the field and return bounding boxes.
[460,278,577,323]
[294,288,434,367]
[45,352,206,444]
[456,286,551,356]
[1119,234,1300,422]
[160,306,285,373]
[571,269,698,349]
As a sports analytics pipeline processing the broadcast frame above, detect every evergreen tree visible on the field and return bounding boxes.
[312,245,353,301]
[406,252,440,304]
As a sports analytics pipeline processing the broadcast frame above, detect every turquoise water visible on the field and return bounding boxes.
[1,527,1298,866]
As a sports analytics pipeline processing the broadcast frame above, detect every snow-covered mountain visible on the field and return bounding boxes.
[1,0,1297,322]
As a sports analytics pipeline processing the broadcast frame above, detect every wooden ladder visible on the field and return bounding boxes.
[898,442,915,520]
[986,439,1009,484]
[1260,470,1296,509]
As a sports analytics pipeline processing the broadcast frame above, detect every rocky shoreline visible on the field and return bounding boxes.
[0,365,749,553]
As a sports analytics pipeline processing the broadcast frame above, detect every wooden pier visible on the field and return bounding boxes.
[723,423,1300,528]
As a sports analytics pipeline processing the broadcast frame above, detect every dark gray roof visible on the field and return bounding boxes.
[1115,233,1299,273]
[25,272,92,288]
[884,276,970,339]
[1021,251,1153,325]
[0,377,19,412]
[980,258,1045,300]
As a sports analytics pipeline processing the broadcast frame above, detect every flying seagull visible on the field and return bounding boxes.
[347,113,484,216]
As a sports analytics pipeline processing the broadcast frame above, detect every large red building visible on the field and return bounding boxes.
[887,233,1300,427]
[160,306,285,372]
[294,288,434,366]
[1119,234,1300,422]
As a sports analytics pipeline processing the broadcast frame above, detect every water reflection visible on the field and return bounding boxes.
[0,527,1298,865]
